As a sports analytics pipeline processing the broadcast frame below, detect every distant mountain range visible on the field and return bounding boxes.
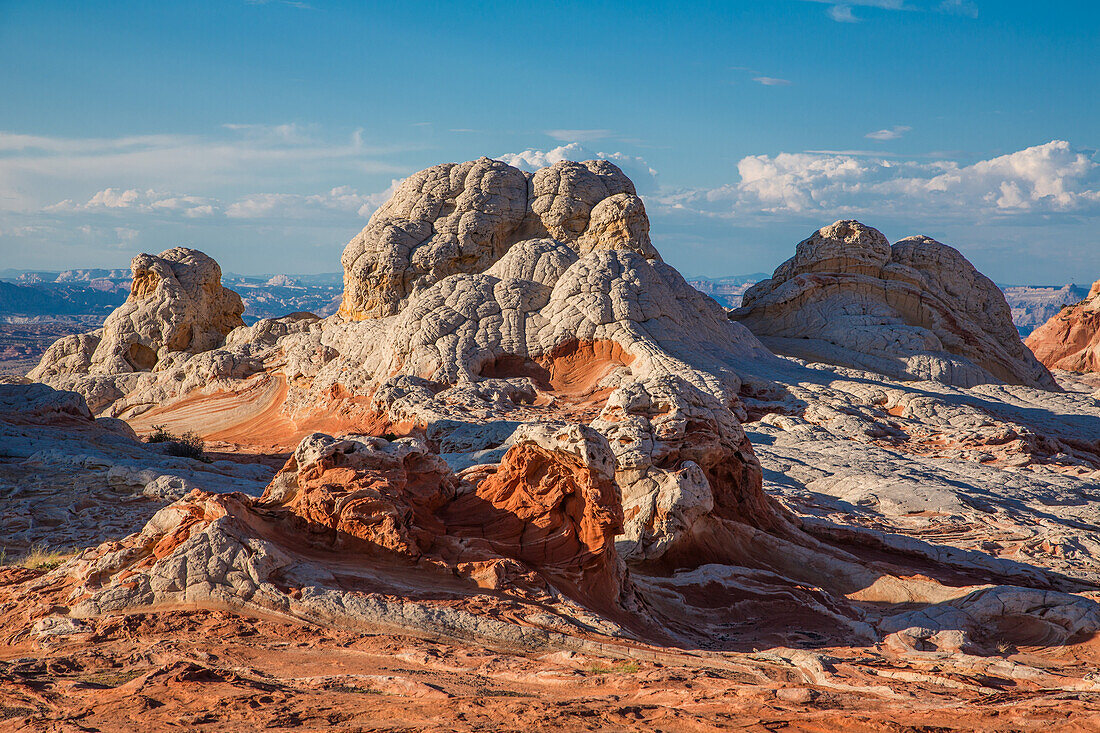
[0,269,344,324]
[0,269,1091,337]
[684,273,770,308]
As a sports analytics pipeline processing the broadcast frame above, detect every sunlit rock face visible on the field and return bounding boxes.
[730,220,1059,390]
[1026,279,1100,373]
[337,157,655,320]
[26,248,245,411]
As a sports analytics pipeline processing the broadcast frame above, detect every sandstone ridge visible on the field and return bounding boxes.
[730,220,1059,390]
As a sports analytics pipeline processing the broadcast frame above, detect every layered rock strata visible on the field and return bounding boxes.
[730,220,1059,390]
[0,383,272,553]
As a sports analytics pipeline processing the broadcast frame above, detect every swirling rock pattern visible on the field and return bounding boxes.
[11,160,1100,723]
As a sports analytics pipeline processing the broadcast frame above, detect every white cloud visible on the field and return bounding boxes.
[0,126,408,216]
[494,143,659,193]
[225,184,396,220]
[802,0,908,8]
[804,1,977,22]
[46,188,221,217]
[0,132,193,154]
[654,140,1100,219]
[865,125,912,141]
[828,4,860,21]
[45,183,398,223]
[245,0,315,9]
[221,122,315,144]
[753,76,793,86]
[801,0,907,23]
[803,0,908,9]
[496,143,589,170]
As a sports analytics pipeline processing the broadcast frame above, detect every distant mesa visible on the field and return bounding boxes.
[686,273,768,308]
[1026,279,1100,373]
[730,220,1060,390]
[264,274,299,287]
[1003,283,1090,337]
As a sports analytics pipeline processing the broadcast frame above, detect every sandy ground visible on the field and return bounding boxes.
[2,569,1099,733]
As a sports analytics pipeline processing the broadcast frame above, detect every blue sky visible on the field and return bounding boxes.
[1,0,1097,284]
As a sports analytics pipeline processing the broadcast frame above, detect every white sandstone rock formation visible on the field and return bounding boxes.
[15,159,1100,667]
[338,157,654,320]
[730,220,1059,390]
[27,247,245,410]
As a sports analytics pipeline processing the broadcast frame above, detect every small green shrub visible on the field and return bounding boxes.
[16,542,76,570]
[147,424,173,443]
[146,425,206,460]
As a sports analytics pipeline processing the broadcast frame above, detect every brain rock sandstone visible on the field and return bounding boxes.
[338,157,655,319]
[730,220,1059,390]
[27,247,244,410]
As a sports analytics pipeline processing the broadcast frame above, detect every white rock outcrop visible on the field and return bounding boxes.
[730,220,1059,390]
[27,247,245,409]
[338,157,653,319]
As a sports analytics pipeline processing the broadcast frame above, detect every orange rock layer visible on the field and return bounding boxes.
[1026,279,1100,373]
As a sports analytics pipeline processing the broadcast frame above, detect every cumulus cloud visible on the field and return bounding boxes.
[753,76,792,86]
[494,143,659,193]
[654,140,1100,219]
[46,188,221,218]
[865,125,912,141]
[45,183,397,223]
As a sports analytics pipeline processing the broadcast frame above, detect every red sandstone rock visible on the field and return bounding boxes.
[1026,279,1100,373]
